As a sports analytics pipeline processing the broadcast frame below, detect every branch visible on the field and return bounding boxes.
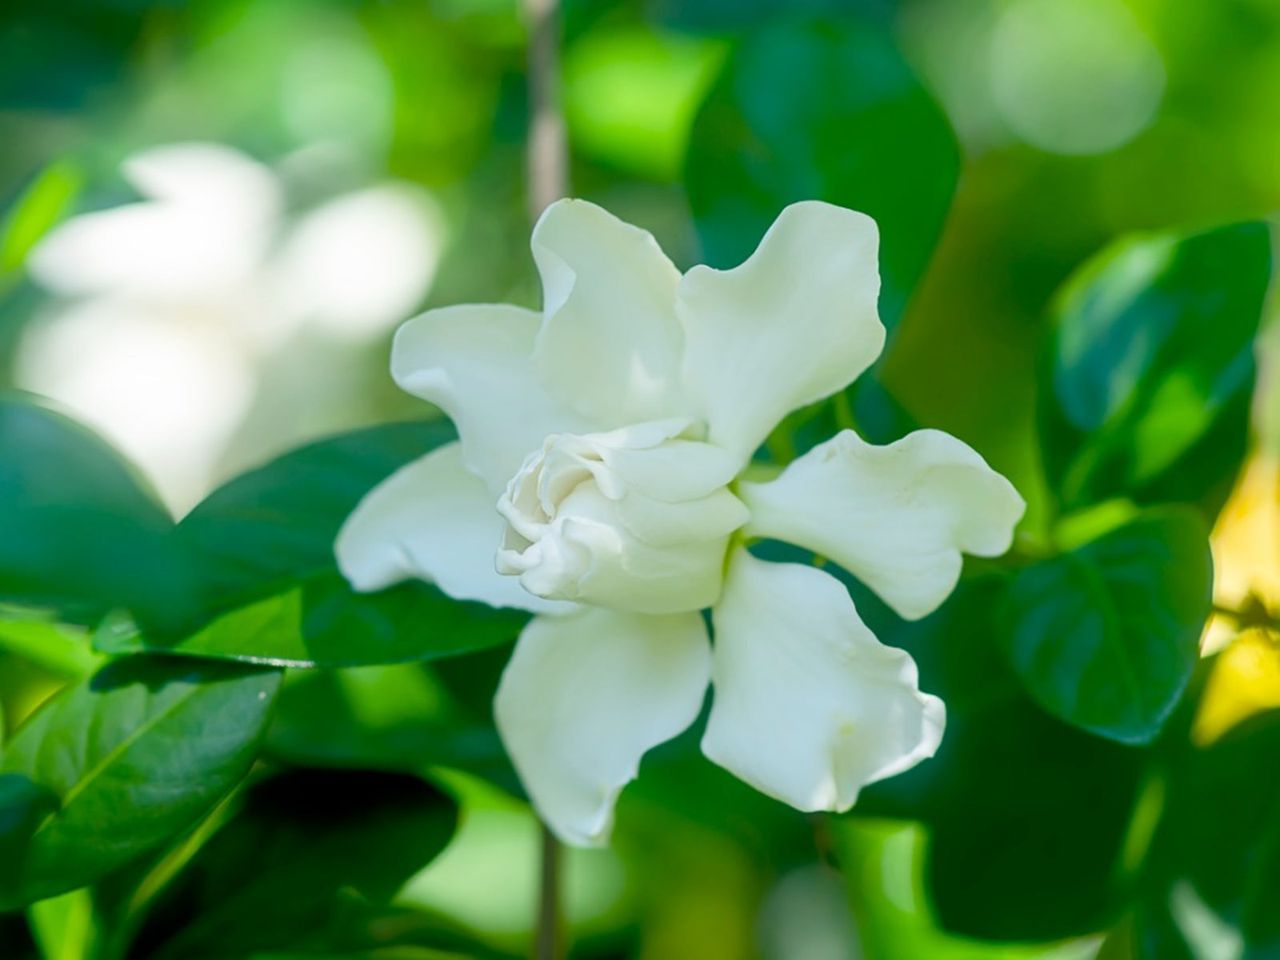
[521,1,567,957]
[524,0,567,220]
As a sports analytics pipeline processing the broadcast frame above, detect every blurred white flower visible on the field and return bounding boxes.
[336,198,1024,846]
[18,142,443,514]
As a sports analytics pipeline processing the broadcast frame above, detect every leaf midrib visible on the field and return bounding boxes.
[29,677,228,836]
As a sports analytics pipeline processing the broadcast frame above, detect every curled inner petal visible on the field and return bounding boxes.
[495,421,748,614]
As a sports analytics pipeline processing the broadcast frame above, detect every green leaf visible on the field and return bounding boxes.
[0,395,192,625]
[120,421,525,666]
[0,608,101,679]
[852,577,1148,941]
[135,768,458,960]
[116,575,520,669]
[26,888,97,960]
[173,421,453,616]
[998,508,1213,744]
[0,657,281,907]
[0,774,59,908]
[265,658,518,792]
[1134,711,1280,958]
[833,820,1095,960]
[0,160,82,276]
[685,16,959,332]
[1041,222,1272,510]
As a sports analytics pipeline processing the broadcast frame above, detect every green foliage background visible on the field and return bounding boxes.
[2,0,1279,957]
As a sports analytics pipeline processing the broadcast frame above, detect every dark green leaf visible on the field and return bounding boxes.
[0,774,58,908]
[135,768,458,960]
[1135,711,1280,958]
[852,577,1148,941]
[649,0,892,34]
[120,421,526,667]
[265,657,518,792]
[999,508,1213,744]
[0,394,192,625]
[115,575,521,669]
[176,422,452,613]
[685,17,959,332]
[1041,222,1271,510]
[0,657,280,906]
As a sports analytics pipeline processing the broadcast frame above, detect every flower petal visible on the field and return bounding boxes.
[531,199,686,426]
[739,429,1025,620]
[273,183,443,339]
[495,607,710,846]
[703,549,945,812]
[335,441,568,614]
[15,299,254,515]
[392,305,594,494]
[676,201,885,460]
[29,143,279,302]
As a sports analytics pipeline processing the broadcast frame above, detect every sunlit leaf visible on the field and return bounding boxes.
[0,160,82,276]
[1192,629,1280,746]
[26,888,96,960]
[564,27,727,181]
[0,657,280,906]
[1041,222,1272,510]
[0,607,100,678]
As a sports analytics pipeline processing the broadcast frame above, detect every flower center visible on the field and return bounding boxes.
[495,419,749,614]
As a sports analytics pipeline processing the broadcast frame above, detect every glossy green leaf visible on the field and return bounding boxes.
[0,657,281,907]
[121,421,525,667]
[135,768,458,960]
[999,509,1213,744]
[0,395,191,625]
[1041,222,1271,510]
[685,17,959,332]
[115,575,521,669]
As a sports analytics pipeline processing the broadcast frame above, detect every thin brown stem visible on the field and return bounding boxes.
[523,0,567,221]
[521,0,567,956]
[535,821,564,960]
[1213,597,1280,633]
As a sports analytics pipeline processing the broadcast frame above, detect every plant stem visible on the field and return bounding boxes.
[523,0,566,222]
[535,821,564,960]
[521,0,566,956]
[1212,597,1280,633]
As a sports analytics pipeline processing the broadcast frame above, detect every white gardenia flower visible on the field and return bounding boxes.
[336,198,1025,846]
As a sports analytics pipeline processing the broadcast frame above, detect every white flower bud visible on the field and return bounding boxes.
[496,419,749,614]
